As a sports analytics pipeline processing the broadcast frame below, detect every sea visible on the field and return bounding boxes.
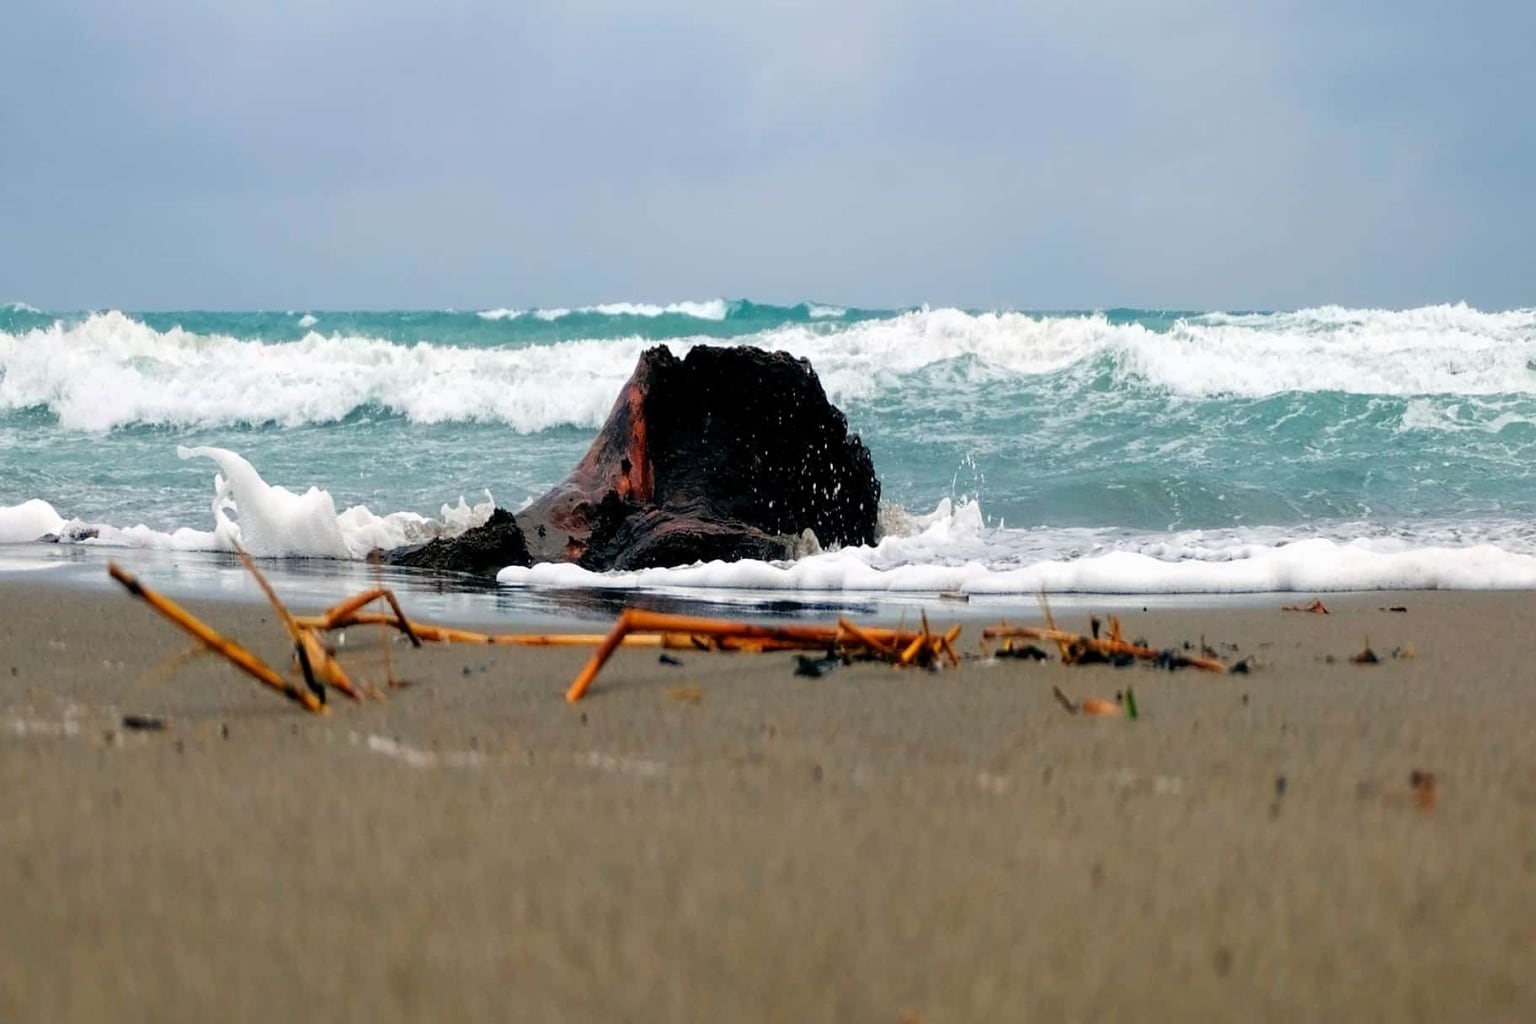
[4,298,1536,620]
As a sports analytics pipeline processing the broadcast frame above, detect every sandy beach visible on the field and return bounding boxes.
[2,576,1533,1022]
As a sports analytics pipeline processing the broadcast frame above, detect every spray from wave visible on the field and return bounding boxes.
[5,303,1536,433]
[6,443,1536,593]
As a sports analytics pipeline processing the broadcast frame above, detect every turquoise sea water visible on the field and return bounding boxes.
[5,299,1536,599]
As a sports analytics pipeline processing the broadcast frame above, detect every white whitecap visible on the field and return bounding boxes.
[163,446,493,559]
[5,303,1535,434]
[0,499,67,543]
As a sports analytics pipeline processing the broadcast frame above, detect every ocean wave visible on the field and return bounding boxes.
[0,499,66,543]
[478,299,731,322]
[0,310,652,431]
[0,447,495,557]
[5,304,1536,432]
[9,448,1536,594]
[496,537,1536,594]
[497,498,1536,595]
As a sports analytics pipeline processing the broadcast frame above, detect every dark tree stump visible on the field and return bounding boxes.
[387,344,881,575]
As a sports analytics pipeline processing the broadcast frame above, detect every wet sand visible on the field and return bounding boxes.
[1,579,1534,1021]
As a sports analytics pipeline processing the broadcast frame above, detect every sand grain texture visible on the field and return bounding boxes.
[2,583,1534,1021]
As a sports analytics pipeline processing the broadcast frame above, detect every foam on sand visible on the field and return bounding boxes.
[10,445,1536,595]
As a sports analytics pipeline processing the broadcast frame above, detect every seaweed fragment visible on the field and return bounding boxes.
[1350,637,1380,665]
[1283,599,1331,614]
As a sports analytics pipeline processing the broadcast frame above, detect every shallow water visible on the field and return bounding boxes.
[5,299,1536,597]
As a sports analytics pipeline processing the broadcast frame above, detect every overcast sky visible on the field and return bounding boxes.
[2,1,1531,311]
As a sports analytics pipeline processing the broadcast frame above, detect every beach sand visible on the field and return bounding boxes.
[1,578,1533,1022]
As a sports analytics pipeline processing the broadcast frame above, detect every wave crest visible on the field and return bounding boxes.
[5,304,1535,432]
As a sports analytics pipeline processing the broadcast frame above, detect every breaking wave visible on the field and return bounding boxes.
[3,302,1534,433]
[7,446,1536,594]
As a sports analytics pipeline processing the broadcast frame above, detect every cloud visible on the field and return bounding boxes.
[3,0,1532,309]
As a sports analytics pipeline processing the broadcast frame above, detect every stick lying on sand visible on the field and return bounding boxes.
[565,609,957,702]
[108,563,327,714]
[108,560,962,711]
[983,615,1228,673]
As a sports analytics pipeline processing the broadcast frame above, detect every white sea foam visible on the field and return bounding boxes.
[171,446,499,558]
[0,448,494,558]
[0,499,66,542]
[0,311,650,431]
[497,541,1536,595]
[297,313,318,328]
[498,496,1536,595]
[577,300,730,320]
[480,300,730,321]
[4,304,1535,433]
[8,454,1536,592]
[807,304,847,318]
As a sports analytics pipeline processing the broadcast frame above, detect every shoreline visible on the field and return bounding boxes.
[3,579,1534,1019]
[0,539,1470,630]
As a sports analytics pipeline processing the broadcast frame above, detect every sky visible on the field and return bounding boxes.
[2,1,1532,312]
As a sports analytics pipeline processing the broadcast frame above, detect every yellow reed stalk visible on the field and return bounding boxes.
[108,563,325,713]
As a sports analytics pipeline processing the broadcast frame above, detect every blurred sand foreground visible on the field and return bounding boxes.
[1,581,1533,1022]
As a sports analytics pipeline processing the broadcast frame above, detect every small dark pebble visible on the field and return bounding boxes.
[219,723,229,740]
[1232,657,1253,674]
[795,654,843,678]
[658,653,684,667]
[1155,649,1201,671]
[997,644,1049,662]
[9,666,16,676]
[1274,775,1287,797]
[1382,606,1408,613]
[580,713,588,726]
[1241,693,1249,705]
[122,714,166,732]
